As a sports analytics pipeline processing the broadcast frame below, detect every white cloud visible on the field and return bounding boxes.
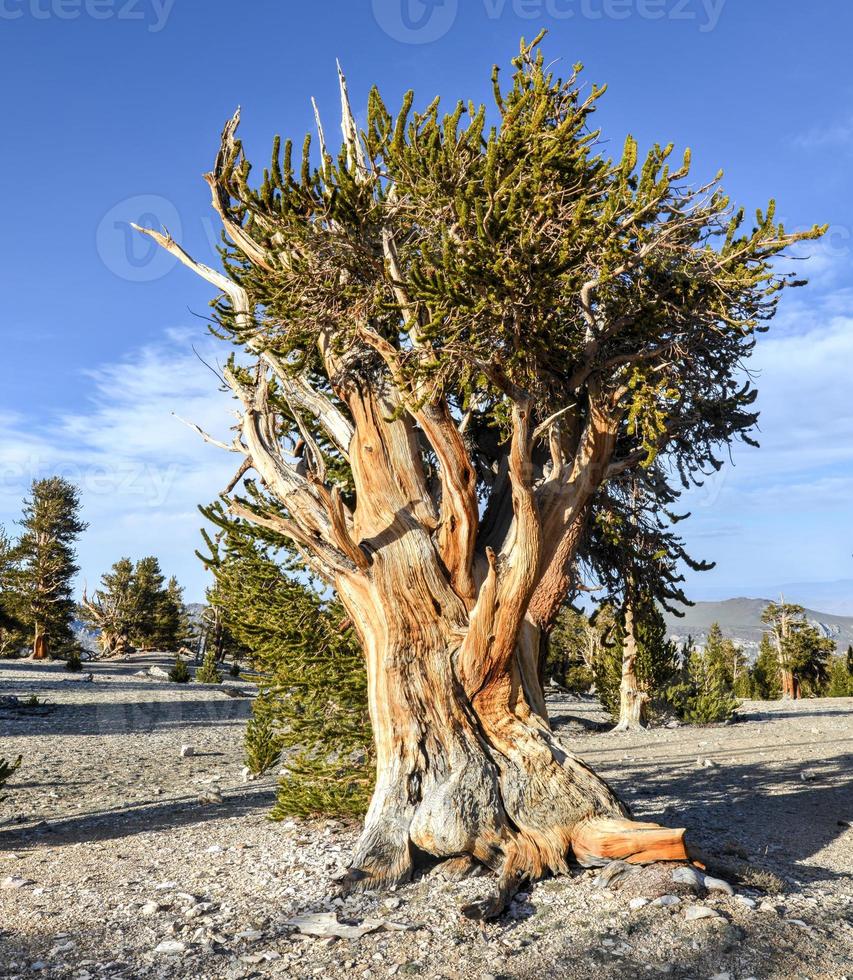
[681,257,853,597]
[793,115,853,152]
[0,329,239,601]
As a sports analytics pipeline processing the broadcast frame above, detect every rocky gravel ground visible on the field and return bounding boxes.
[0,655,851,980]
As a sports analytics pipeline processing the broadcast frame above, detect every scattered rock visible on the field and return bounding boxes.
[671,866,705,892]
[684,905,722,922]
[153,940,186,955]
[735,895,757,909]
[2,876,34,889]
[704,874,735,896]
[148,666,171,681]
[198,788,224,804]
[286,913,385,940]
[180,745,195,758]
[629,897,649,910]
[651,895,680,907]
[240,951,281,964]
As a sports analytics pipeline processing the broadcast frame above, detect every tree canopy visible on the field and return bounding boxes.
[138,33,821,628]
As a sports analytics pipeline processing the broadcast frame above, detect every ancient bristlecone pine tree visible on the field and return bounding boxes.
[136,36,821,916]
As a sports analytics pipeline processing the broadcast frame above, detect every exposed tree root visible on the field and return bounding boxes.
[570,816,689,867]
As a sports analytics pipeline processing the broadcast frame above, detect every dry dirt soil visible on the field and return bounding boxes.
[0,654,851,980]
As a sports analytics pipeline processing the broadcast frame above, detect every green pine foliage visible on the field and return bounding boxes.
[131,558,188,651]
[546,606,596,692]
[17,477,87,659]
[168,654,191,684]
[195,647,222,685]
[750,634,782,699]
[244,701,283,776]
[666,638,739,724]
[826,656,853,698]
[0,529,26,658]
[587,601,679,720]
[200,503,372,818]
[64,650,83,672]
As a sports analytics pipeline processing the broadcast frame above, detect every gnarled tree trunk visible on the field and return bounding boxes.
[325,389,687,914]
[134,91,695,917]
[613,600,648,732]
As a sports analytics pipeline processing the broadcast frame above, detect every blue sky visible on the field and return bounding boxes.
[1,1,852,607]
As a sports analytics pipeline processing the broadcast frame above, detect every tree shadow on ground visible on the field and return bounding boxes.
[0,695,253,737]
[0,783,277,849]
[601,751,853,888]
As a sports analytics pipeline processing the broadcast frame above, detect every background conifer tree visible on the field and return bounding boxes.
[0,529,25,658]
[761,601,834,699]
[825,655,853,698]
[666,641,738,723]
[751,634,782,699]
[130,557,166,649]
[17,477,87,660]
[80,557,140,656]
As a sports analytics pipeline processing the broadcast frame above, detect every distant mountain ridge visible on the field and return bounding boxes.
[664,597,853,658]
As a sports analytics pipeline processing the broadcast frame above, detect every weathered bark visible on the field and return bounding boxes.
[32,629,47,660]
[781,668,799,700]
[613,599,648,732]
[328,394,679,915]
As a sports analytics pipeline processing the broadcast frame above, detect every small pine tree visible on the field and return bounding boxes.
[64,649,83,672]
[200,501,372,818]
[17,477,87,659]
[195,646,222,684]
[825,656,853,698]
[0,529,26,658]
[168,654,191,684]
[667,643,738,724]
[751,634,782,699]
